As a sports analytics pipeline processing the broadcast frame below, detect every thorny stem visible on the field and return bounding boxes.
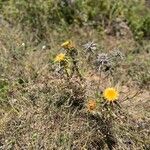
[64,67,69,79]
[98,66,102,90]
[68,48,84,81]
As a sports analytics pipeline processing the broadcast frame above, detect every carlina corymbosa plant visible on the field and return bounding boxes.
[103,87,119,102]
[103,87,121,108]
[54,53,69,78]
[61,40,83,80]
[54,53,65,62]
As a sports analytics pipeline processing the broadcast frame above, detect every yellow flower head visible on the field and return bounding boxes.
[103,87,119,102]
[54,53,65,62]
[61,40,74,49]
[87,99,96,111]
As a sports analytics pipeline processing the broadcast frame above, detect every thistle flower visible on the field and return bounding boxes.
[54,53,65,62]
[103,88,119,102]
[97,53,110,65]
[87,99,97,111]
[110,50,124,60]
[95,53,112,72]
[61,40,74,49]
[83,41,97,53]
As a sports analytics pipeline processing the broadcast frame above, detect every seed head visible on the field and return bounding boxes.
[83,41,97,53]
[110,49,124,60]
[98,53,109,64]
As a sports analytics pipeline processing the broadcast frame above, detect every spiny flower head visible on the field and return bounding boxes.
[87,99,97,111]
[97,53,110,65]
[110,49,124,60]
[103,87,119,102]
[61,40,74,49]
[83,41,97,53]
[54,53,65,62]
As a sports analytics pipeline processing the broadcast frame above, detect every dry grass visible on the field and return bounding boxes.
[0,22,150,150]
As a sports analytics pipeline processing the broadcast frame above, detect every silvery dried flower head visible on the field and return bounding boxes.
[95,53,112,72]
[96,53,110,65]
[83,41,97,54]
[110,49,124,60]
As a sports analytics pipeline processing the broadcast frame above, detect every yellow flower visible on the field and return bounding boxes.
[87,99,96,111]
[61,40,74,49]
[103,87,119,102]
[54,53,65,62]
